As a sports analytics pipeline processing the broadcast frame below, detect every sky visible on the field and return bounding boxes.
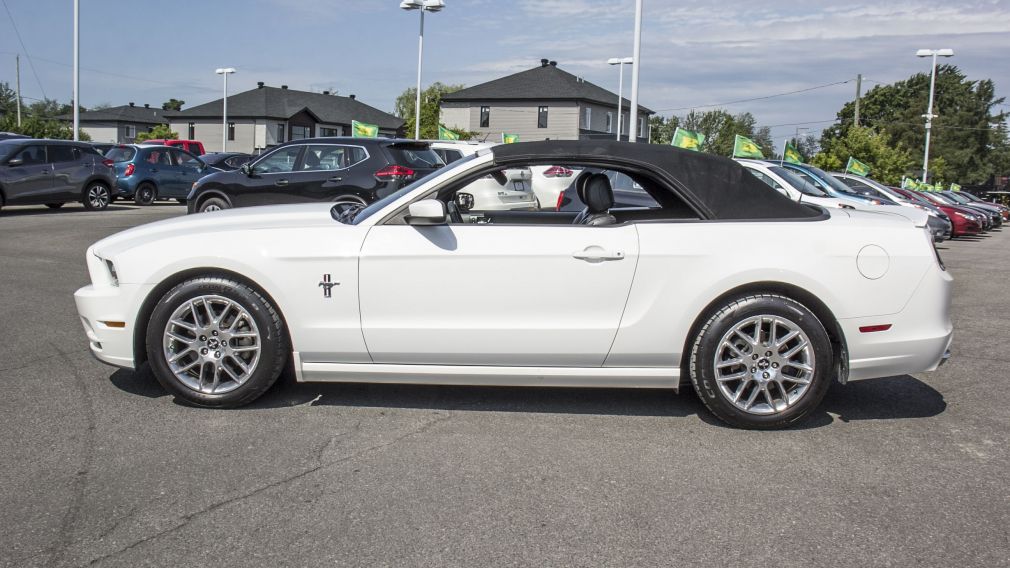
[1,0,1008,144]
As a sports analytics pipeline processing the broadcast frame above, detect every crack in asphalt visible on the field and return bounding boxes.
[82,411,452,567]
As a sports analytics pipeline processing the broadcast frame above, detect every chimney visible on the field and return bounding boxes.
[257,81,265,88]
[322,90,330,95]
[540,58,549,67]
[549,60,557,66]
[281,85,288,89]
[128,102,135,107]
[349,94,356,100]
[144,103,150,108]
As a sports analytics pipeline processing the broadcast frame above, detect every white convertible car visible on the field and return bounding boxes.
[75,141,952,429]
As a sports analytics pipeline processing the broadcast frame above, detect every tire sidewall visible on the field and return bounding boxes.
[200,196,229,212]
[146,278,287,407]
[691,295,833,429]
[135,184,156,205]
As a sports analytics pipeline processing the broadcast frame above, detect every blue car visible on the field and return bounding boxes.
[772,161,898,207]
[105,144,208,205]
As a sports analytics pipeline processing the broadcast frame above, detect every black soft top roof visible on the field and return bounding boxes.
[492,140,818,220]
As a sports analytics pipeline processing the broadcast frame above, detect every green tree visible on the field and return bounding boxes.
[678,109,774,157]
[395,82,476,140]
[810,126,915,184]
[135,124,179,142]
[0,114,89,140]
[649,114,679,144]
[161,98,185,111]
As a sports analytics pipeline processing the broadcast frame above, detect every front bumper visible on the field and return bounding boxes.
[74,282,152,369]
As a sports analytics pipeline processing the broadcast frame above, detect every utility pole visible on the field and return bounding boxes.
[15,54,22,127]
[854,74,862,128]
[72,0,80,141]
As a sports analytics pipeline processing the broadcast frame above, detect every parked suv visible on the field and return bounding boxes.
[139,139,206,156]
[187,137,444,213]
[0,139,115,211]
[106,145,209,205]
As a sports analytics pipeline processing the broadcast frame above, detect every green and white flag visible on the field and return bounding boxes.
[732,135,764,159]
[901,176,915,190]
[845,156,871,177]
[438,125,460,141]
[351,120,379,138]
[783,141,803,165]
[950,183,962,192]
[671,127,705,151]
[502,132,519,144]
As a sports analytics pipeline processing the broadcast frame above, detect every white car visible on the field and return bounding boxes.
[430,141,536,211]
[529,164,583,209]
[75,141,952,429]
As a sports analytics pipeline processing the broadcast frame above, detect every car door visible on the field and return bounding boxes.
[143,148,179,195]
[358,218,640,367]
[170,149,205,197]
[293,144,372,203]
[3,144,53,204]
[47,144,87,200]
[238,145,304,207]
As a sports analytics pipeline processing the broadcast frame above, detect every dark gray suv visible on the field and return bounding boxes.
[0,139,116,211]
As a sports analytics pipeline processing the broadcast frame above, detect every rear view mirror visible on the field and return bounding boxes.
[7,158,23,167]
[406,199,447,226]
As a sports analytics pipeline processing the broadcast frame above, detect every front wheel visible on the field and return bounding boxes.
[134,183,156,205]
[689,294,833,430]
[146,277,288,407]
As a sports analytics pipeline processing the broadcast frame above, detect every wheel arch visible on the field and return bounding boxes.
[133,267,291,368]
[193,188,232,210]
[679,281,848,387]
[80,175,112,195]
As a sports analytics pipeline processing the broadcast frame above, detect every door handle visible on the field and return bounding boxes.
[275,179,289,187]
[150,168,159,172]
[328,176,343,182]
[572,247,625,262]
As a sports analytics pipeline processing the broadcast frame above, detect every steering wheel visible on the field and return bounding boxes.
[446,201,464,224]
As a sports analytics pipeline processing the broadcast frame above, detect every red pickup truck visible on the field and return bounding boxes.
[139,139,206,156]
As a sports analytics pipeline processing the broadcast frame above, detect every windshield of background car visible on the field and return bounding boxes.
[105,146,137,162]
[806,166,865,197]
[349,152,478,225]
[0,143,18,162]
[386,146,445,169]
[769,166,829,197]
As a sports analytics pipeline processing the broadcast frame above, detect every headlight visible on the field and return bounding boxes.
[93,252,119,287]
[954,212,970,220]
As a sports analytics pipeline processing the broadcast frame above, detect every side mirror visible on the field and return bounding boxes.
[7,158,23,167]
[405,199,447,226]
[455,192,474,212]
[241,163,253,176]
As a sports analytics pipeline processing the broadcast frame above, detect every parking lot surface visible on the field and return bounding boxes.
[1,203,1008,567]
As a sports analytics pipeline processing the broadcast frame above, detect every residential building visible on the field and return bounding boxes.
[169,83,404,154]
[61,103,169,143]
[440,59,653,143]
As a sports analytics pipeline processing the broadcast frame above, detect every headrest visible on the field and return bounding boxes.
[573,171,594,205]
[583,173,614,213]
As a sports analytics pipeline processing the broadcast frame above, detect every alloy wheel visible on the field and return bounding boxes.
[88,185,109,209]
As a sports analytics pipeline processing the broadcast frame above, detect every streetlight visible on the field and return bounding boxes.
[401,0,445,140]
[627,0,643,143]
[916,48,954,182]
[608,57,633,141]
[215,67,236,151]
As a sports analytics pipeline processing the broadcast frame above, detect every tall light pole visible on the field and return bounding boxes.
[401,0,445,140]
[215,68,236,151]
[72,0,79,140]
[608,57,633,141]
[627,0,644,143]
[916,48,953,182]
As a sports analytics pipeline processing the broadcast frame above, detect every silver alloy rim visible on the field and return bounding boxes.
[713,315,815,415]
[88,185,109,209]
[162,295,261,394]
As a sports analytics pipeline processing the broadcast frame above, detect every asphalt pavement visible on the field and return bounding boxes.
[1,202,1008,567]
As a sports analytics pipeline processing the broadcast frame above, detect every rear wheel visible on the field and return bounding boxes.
[83,182,111,210]
[45,203,65,209]
[689,294,833,430]
[134,183,156,205]
[199,196,229,212]
[146,277,288,407]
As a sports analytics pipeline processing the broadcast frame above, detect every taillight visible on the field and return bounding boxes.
[374,165,415,181]
[102,158,114,168]
[543,165,573,178]
[124,163,135,177]
[555,190,566,211]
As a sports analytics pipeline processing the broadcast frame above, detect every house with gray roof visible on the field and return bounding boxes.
[169,83,404,154]
[440,59,653,143]
[62,102,169,143]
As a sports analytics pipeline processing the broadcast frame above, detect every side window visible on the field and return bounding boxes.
[225,155,250,168]
[16,145,46,165]
[47,145,76,163]
[746,170,789,198]
[300,145,367,171]
[538,106,549,129]
[254,146,301,173]
[173,150,201,168]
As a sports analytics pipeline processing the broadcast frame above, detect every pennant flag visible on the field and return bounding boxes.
[438,125,460,141]
[845,156,871,177]
[732,135,764,159]
[502,132,519,144]
[351,120,379,138]
[950,183,961,192]
[671,127,705,151]
[783,141,803,164]
[901,176,915,190]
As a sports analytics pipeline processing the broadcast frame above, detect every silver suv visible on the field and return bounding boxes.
[0,139,116,211]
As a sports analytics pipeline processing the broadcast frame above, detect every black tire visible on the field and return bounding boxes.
[82,182,111,211]
[45,202,65,209]
[689,294,833,430]
[199,196,230,213]
[134,183,156,205]
[146,277,288,408]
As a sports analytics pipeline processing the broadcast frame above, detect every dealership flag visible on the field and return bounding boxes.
[732,135,764,158]
[352,120,379,138]
[950,183,962,192]
[502,132,519,144]
[901,176,915,190]
[671,127,705,151]
[438,125,460,141]
[783,141,803,164]
[845,156,871,177]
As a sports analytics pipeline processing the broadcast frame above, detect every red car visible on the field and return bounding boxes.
[138,139,206,156]
[891,187,982,237]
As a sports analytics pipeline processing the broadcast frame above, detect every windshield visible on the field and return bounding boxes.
[0,143,19,162]
[804,166,866,197]
[105,146,137,162]
[386,145,445,169]
[769,166,829,197]
[349,152,478,225]
[944,192,971,204]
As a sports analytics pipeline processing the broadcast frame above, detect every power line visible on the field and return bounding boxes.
[0,51,219,93]
[1,0,46,99]
[652,79,853,113]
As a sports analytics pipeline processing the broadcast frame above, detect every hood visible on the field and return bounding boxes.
[93,203,338,257]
